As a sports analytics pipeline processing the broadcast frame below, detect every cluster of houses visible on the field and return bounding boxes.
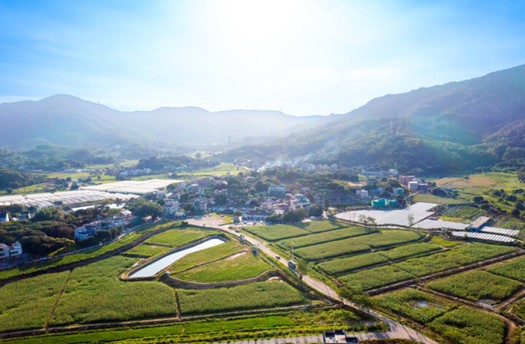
[0,242,23,262]
[73,211,132,240]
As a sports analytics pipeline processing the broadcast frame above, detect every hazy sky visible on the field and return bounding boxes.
[1,0,524,115]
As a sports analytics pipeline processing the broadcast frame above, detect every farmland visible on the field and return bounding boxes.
[339,265,414,291]
[395,243,515,277]
[428,306,505,344]
[427,270,522,302]
[1,308,373,344]
[295,230,424,261]
[172,251,271,283]
[374,288,455,324]
[378,242,442,261]
[144,227,214,247]
[441,205,484,220]
[49,255,179,325]
[245,220,346,242]
[317,252,389,275]
[0,272,69,332]
[177,281,307,315]
[278,226,375,249]
[486,256,525,282]
[169,241,244,272]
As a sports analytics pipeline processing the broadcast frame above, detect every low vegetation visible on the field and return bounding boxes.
[317,252,389,275]
[486,256,525,282]
[339,265,414,291]
[245,224,310,241]
[278,226,375,249]
[173,252,271,283]
[177,281,307,315]
[427,270,522,302]
[429,306,505,344]
[374,288,455,324]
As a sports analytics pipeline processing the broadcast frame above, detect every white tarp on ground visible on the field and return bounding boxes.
[0,190,137,209]
[81,179,179,194]
[414,219,470,230]
[335,202,438,227]
[451,231,516,243]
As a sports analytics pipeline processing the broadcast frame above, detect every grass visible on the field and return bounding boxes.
[339,265,415,291]
[430,236,463,247]
[298,220,345,232]
[173,251,271,283]
[374,288,456,324]
[278,226,375,249]
[378,242,442,261]
[317,252,389,276]
[169,241,245,273]
[2,308,370,344]
[0,271,69,332]
[295,230,424,261]
[429,306,505,344]
[486,256,525,282]
[144,228,214,247]
[395,243,515,277]
[412,193,467,205]
[246,224,311,241]
[49,255,178,326]
[123,244,171,258]
[427,270,522,302]
[177,281,307,315]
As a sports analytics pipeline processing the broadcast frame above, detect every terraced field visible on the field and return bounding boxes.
[245,220,346,241]
[278,226,375,249]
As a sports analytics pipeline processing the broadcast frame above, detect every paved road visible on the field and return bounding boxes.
[189,217,438,344]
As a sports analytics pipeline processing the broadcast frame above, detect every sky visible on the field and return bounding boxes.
[1,0,525,116]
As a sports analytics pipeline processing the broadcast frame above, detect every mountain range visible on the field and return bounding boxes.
[2,63,525,174]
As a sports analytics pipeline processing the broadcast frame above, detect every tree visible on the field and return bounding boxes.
[308,205,323,217]
[125,198,163,220]
[282,209,307,223]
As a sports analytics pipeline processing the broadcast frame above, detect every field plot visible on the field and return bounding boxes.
[0,271,69,332]
[123,243,170,258]
[278,226,375,249]
[512,299,525,321]
[145,227,213,247]
[378,242,442,260]
[429,306,505,344]
[50,256,178,326]
[299,220,345,232]
[486,256,525,282]
[395,243,516,277]
[335,202,437,227]
[317,252,389,275]
[374,288,455,324]
[177,281,307,315]
[168,241,244,273]
[173,252,271,283]
[441,205,483,220]
[245,224,310,241]
[339,265,414,291]
[295,230,423,261]
[427,270,522,302]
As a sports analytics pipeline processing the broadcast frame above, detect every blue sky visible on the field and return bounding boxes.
[1,0,524,115]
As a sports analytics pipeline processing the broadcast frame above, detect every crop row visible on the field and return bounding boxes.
[278,226,375,249]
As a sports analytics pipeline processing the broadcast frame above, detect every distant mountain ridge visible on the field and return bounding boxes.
[226,64,525,174]
[0,95,324,148]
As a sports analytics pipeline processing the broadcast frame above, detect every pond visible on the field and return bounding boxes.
[128,238,225,278]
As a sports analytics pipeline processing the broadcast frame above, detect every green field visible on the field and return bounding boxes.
[173,252,271,283]
[412,193,467,205]
[177,281,307,315]
[395,243,515,277]
[295,230,424,261]
[0,272,69,332]
[430,236,463,247]
[378,242,442,261]
[297,220,345,232]
[317,252,389,275]
[374,288,456,324]
[123,243,171,258]
[278,226,375,249]
[339,265,414,291]
[427,270,522,302]
[246,224,310,241]
[144,228,214,247]
[49,255,178,326]
[429,306,505,344]
[486,256,525,282]
[441,205,484,220]
[1,308,371,344]
[169,241,245,273]
[512,299,525,321]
